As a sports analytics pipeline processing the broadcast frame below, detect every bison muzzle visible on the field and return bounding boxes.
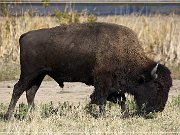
[5,22,172,120]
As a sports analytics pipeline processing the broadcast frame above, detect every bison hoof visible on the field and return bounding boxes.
[4,113,12,121]
[121,111,129,118]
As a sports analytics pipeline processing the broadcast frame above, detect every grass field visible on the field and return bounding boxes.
[0,80,180,134]
[0,96,179,134]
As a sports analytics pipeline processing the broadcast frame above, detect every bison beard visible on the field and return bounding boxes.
[5,22,172,120]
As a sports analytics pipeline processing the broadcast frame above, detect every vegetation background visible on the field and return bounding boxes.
[1,2,180,80]
[0,1,180,134]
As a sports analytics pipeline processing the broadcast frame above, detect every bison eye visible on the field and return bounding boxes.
[155,82,163,92]
[138,75,145,84]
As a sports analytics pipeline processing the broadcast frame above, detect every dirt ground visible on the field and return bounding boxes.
[0,80,179,105]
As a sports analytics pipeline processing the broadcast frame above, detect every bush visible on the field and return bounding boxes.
[54,9,97,24]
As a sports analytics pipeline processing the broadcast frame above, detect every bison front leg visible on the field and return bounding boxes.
[99,104,106,116]
[90,91,107,117]
[119,94,129,117]
[90,74,112,117]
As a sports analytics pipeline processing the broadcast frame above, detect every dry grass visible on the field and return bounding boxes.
[0,96,180,134]
[0,80,180,134]
[0,14,180,80]
[0,14,180,134]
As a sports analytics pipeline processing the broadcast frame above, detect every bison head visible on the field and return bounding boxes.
[133,63,172,114]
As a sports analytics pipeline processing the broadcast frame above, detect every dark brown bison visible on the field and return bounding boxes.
[5,22,172,120]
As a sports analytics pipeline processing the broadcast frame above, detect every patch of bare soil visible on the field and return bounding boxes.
[0,80,179,105]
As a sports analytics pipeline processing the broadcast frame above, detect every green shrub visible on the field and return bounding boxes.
[87,14,97,22]
[171,95,180,108]
[14,102,28,120]
[41,101,58,118]
[0,1,8,17]
[54,9,96,24]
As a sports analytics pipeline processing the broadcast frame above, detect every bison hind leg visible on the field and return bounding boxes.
[5,72,46,120]
[26,73,46,111]
[5,80,30,120]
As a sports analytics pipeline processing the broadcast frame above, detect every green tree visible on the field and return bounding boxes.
[0,0,8,16]
[42,0,50,8]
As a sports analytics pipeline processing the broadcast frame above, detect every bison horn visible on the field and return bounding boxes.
[151,62,160,79]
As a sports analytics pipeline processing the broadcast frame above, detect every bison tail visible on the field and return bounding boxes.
[19,32,28,46]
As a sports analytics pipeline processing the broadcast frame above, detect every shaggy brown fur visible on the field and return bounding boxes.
[5,22,172,120]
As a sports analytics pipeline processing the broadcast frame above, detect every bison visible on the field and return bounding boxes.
[5,22,172,120]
